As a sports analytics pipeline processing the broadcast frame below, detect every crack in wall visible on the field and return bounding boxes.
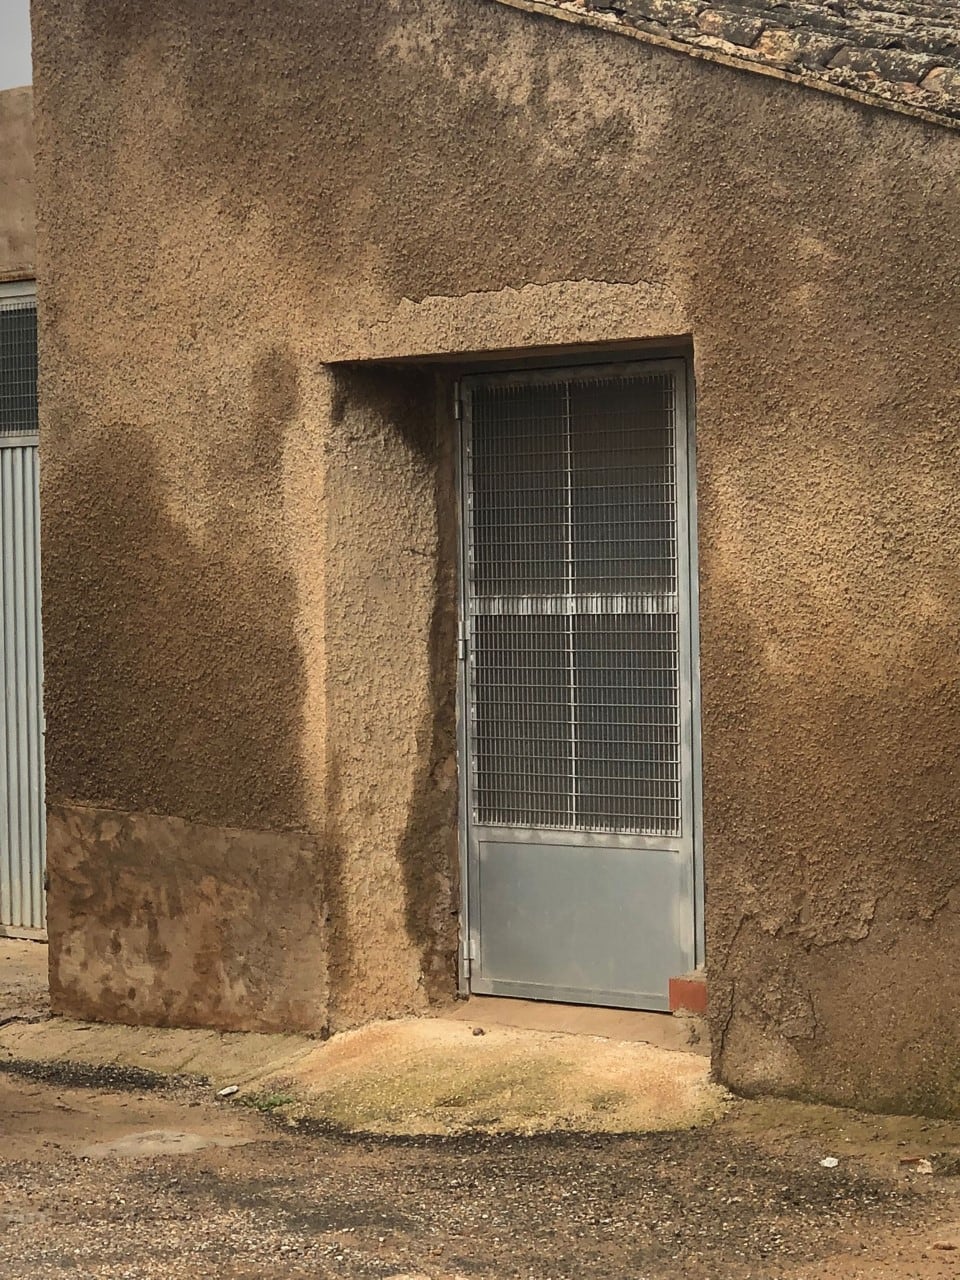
[387,275,687,314]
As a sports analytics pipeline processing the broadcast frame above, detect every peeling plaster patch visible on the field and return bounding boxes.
[744,973,818,1042]
[47,804,330,1034]
[326,278,688,363]
[797,895,879,947]
[730,888,880,948]
[726,1024,810,1096]
[919,882,960,923]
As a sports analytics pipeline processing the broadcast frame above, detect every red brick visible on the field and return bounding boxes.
[669,974,707,1016]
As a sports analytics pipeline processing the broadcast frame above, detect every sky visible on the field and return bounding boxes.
[0,0,32,89]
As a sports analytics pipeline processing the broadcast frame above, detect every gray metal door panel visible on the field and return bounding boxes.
[473,838,693,1010]
[459,360,697,1008]
[0,287,45,932]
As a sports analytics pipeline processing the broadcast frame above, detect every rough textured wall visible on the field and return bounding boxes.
[0,87,34,282]
[37,324,460,1030]
[318,367,461,1023]
[33,0,960,1109]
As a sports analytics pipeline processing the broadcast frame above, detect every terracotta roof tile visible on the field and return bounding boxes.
[499,0,960,121]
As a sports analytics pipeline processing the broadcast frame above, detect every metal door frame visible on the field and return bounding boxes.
[454,354,703,996]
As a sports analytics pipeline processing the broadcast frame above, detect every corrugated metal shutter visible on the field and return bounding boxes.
[0,286,45,932]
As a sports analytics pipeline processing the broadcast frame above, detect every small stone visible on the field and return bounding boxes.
[921,66,960,98]
[901,1155,936,1174]
[792,32,845,69]
[696,9,765,47]
[753,27,799,65]
[472,1027,485,1037]
[819,1156,839,1168]
[216,1084,239,1098]
[622,0,700,25]
[828,45,933,85]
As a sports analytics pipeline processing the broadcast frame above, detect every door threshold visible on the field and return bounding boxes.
[448,994,708,1056]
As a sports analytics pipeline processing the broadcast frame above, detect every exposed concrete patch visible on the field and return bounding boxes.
[450,994,708,1054]
[327,278,688,362]
[0,1071,262,1164]
[0,1018,318,1090]
[47,804,330,1034]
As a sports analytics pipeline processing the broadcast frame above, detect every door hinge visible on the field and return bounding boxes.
[460,935,478,982]
[457,617,469,662]
[453,393,462,421]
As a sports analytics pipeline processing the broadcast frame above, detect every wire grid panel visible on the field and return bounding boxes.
[0,299,39,437]
[466,368,683,838]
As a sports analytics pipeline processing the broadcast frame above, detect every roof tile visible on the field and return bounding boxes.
[525,0,960,120]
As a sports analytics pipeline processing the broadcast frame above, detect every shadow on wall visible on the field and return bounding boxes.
[392,373,461,1002]
[42,348,308,834]
[395,535,461,1001]
[702,567,960,1114]
[44,353,463,1024]
[322,365,462,1010]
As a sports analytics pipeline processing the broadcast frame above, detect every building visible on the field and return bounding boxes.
[0,85,43,937]
[34,0,960,1113]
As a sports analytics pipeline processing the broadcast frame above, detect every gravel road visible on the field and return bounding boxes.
[2,1060,960,1280]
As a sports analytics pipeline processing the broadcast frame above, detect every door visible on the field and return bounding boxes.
[0,284,45,932]
[459,360,697,1010]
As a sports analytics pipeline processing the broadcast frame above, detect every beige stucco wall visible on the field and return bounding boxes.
[33,0,960,1110]
[0,86,34,282]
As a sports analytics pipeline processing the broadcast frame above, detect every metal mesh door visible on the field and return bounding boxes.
[464,367,683,839]
[0,297,38,438]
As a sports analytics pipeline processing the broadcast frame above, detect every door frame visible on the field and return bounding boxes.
[453,352,704,997]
